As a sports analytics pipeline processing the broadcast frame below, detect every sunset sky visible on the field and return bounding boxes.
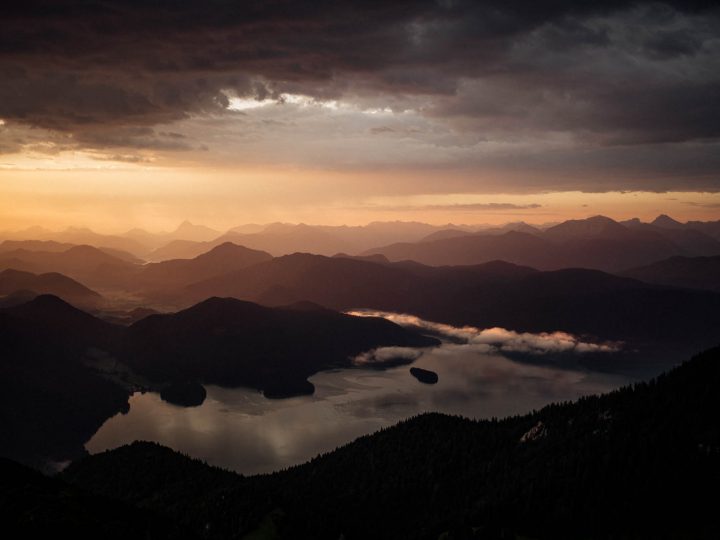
[1,0,719,232]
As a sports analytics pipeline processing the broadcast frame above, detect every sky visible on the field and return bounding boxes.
[1,0,719,232]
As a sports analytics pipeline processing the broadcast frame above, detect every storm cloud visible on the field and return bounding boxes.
[1,0,719,190]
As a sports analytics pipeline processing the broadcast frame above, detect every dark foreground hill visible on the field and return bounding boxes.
[0,458,191,539]
[52,345,720,539]
[0,296,128,467]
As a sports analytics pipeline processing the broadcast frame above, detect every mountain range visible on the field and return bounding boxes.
[144,221,467,261]
[622,255,720,291]
[5,216,720,270]
[0,269,101,307]
[3,213,720,537]
[0,244,143,291]
[181,252,720,358]
[3,239,719,361]
[132,242,272,293]
[364,215,720,271]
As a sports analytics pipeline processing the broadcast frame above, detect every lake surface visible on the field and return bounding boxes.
[87,344,630,474]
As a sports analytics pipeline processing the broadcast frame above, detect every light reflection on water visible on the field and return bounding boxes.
[86,347,630,474]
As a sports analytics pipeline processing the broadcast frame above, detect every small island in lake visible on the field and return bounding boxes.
[410,367,439,384]
[160,381,207,407]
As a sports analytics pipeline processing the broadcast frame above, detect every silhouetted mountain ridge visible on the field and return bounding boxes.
[135,242,272,292]
[0,244,141,290]
[364,215,720,271]
[122,296,439,397]
[180,253,720,352]
[57,345,720,539]
[0,269,101,306]
[0,295,129,467]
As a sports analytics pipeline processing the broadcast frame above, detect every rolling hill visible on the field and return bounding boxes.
[134,242,272,293]
[623,255,720,291]
[122,296,439,397]
[0,245,140,290]
[0,269,101,307]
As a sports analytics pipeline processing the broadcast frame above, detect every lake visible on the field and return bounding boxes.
[87,341,630,474]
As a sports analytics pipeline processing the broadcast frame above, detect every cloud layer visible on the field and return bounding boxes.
[1,1,719,191]
[349,310,621,365]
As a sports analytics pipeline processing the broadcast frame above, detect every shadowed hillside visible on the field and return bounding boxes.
[623,255,720,291]
[59,346,720,539]
[181,254,720,358]
[0,269,101,307]
[364,216,720,271]
[0,458,191,539]
[0,296,128,467]
[183,254,538,310]
[0,294,438,466]
[0,240,142,263]
[122,297,439,397]
[134,242,272,293]
[0,245,141,290]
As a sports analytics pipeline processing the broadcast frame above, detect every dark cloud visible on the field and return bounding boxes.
[642,29,704,59]
[0,0,719,175]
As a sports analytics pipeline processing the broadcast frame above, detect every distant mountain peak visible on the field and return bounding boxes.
[26,293,72,308]
[170,221,221,242]
[18,225,52,235]
[196,241,270,260]
[175,220,199,231]
[169,295,270,320]
[10,294,91,319]
[544,215,625,241]
[65,244,101,254]
[0,268,32,278]
[652,214,684,229]
[622,217,642,225]
[204,241,242,253]
[586,214,618,224]
[174,220,217,232]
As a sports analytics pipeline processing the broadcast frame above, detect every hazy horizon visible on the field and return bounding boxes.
[2,1,720,232]
[1,206,718,238]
